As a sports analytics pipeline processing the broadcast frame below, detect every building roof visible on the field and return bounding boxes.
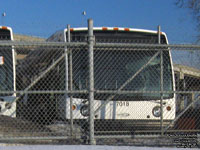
[13,34,46,42]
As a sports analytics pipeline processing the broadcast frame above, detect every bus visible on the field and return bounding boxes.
[0,26,16,117]
[18,27,175,130]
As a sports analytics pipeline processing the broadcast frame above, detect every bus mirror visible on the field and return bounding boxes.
[0,56,4,65]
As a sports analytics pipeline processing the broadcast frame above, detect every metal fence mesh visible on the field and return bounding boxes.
[0,39,199,147]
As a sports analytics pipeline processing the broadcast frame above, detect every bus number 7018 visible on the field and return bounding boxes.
[116,101,129,107]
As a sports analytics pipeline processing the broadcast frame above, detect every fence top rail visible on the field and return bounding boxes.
[0,41,200,50]
[0,41,87,47]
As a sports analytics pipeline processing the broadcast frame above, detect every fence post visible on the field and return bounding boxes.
[158,25,164,136]
[67,24,74,137]
[64,25,69,137]
[88,19,95,145]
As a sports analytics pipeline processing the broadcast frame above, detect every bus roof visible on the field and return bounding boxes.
[64,27,167,37]
[0,26,12,31]
[47,27,168,44]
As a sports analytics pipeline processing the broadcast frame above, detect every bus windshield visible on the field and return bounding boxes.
[68,30,173,100]
[72,49,173,101]
[0,29,11,40]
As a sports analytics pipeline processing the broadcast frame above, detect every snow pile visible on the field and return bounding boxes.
[1,145,199,150]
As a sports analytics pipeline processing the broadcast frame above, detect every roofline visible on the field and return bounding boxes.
[0,26,12,31]
[64,27,166,35]
[63,27,169,44]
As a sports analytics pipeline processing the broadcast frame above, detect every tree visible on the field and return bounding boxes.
[176,0,200,19]
[176,0,200,40]
[175,1,200,69]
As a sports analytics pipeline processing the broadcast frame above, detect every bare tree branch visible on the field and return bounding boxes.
[176,0,200,41]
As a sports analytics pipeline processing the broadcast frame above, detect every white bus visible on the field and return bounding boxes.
[0,26,16,117]
[19,27,175,130]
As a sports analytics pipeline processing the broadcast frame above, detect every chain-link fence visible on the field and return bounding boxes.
[0,22,199,147]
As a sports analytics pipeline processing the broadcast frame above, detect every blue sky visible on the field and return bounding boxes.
[0,0,198,43]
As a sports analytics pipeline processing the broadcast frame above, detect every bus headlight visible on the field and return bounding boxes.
[152,106,161,117]
[80,105,89,116]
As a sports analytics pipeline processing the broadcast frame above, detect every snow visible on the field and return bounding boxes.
[0,145,199,150]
